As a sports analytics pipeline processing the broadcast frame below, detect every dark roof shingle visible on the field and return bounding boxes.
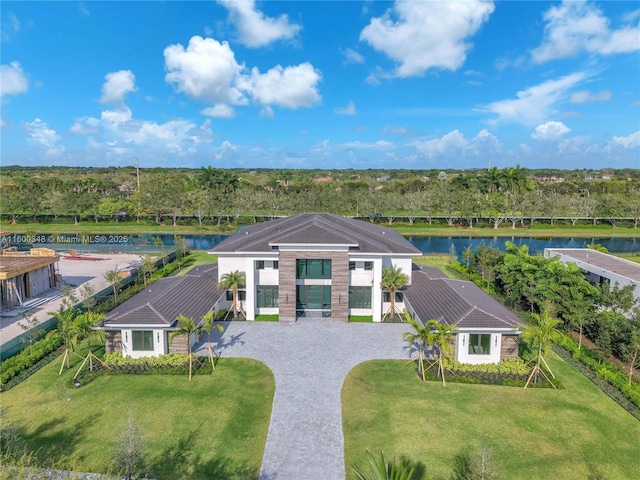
[405,265,522,330]
[102,263,225,327]
[211,213,420,254]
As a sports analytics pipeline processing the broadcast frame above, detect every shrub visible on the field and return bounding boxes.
[0,332,63,387]
[557,335,640,409]
[442,357,531,375]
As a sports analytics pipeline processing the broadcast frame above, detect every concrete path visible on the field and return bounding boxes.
[196,319,414,480]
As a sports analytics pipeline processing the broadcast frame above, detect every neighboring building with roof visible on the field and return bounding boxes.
[98,264,225,358]
[544,248,640,302]
[210,213,421,323]
[0,248,60,309]
[404,266,522,364]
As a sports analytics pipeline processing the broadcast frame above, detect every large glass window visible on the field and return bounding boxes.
[132,330,154,351]
[296,259,332,279]
[255,260,265,270]
[468,334,491,355]
[349,261,356,271]
[256,285,279,308]
[383,291,404,302]
[296,285,331,310]
[349,286,372,309]
[364,261,373,271]
[226,290,247,301]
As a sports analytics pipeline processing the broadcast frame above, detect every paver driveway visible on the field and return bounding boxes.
[196,319,413,480]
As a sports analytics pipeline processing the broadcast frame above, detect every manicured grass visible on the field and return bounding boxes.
[348,316,373,323]
[1,344,275,480]
[618,253,640,264]
[175,250,217,276]
[393,223,640,238]
[2,220,638,238]
[342,355,640,480]
[254,314,279,322]
[411,255,465,279]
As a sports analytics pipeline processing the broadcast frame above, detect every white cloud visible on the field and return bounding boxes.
[360,0,494,78]
[79,2,90,16]
[246,62,321,109]
[0,61,29,99]
[100,70,137,105]
[201,104,236,118]
[217,0,301,48]
[485,72,587,126]
[339,140,394,149]
[334,101,357,115]
[340,47,365,64]
[101,107,133,123]
[70,116,100,135]
[164,36,248,106]
[611,131,640,148]
[413,130,469,158]
[23,118,65,157]
[531,0,640,63]
[413,129,501,159]
[531,121,571,141]
[570,89,611,104]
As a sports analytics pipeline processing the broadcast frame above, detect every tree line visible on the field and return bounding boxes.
[1,165,639,228]
[460,242,640,386]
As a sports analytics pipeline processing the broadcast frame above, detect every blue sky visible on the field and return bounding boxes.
[1,0,639,170]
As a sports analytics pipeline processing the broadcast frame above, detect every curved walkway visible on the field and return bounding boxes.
[196,319,413,480]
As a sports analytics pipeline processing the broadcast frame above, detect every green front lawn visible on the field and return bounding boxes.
[1,346,275,480]
[342,355,640,480]
[175,250,217,275]
[411,255,465,279]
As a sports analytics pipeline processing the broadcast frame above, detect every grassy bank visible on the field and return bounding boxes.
[342,355,640,480]
[2,220,639,238]
[0,344,275,480]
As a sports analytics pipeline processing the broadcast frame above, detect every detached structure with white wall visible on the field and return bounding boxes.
[544,248,640,303]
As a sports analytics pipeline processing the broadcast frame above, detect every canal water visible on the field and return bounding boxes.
[1,232,639,255]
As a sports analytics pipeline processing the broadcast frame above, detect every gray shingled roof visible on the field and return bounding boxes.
[211,213,421,255]
[405,265,522,330]
[101,263,225,328]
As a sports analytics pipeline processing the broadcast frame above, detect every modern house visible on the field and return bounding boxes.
[0,248,60,310]
[98,213,522,363]
[404,266,522,364]
[544,248,640,303]
[98,264,225,358]
[210,213,421,323]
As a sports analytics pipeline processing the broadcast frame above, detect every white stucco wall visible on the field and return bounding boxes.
[120,328,169,358]
[455,331,502,364]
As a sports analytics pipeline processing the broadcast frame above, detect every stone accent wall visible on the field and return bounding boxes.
[501,335,519,360]
[278,251,349,323]
[105,331,121,353]
[168,333,188,354]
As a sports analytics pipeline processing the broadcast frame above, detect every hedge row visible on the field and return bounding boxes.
[103,352,190,367]
[0,332,63,388]
[442,357,531,375]
[557,335,640,409]
[420,368,559,388]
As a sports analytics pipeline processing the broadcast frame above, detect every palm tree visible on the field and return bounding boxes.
[426,319,456,386]
[75,311,106,348]
[201,311,224,372]
[169,315,202,380]
[402,312,431,381]
[381,265,409,321]
[352,450,417,480]
[50,303,82,374]
[219,270,246,319]
[522,307,563,388]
